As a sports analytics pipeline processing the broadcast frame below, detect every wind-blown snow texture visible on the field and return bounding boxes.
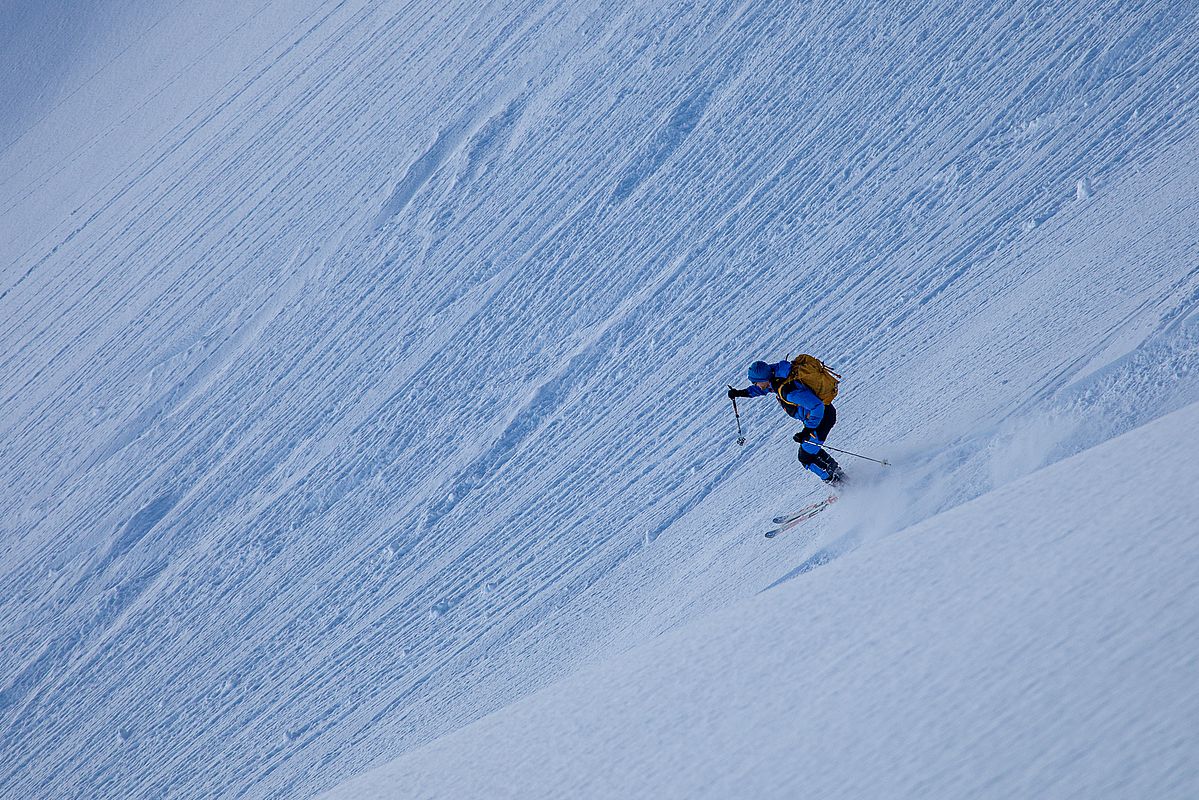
[2,1,1198,798]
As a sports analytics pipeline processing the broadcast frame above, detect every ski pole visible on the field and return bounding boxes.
[728,387,746,446]
[822,444,889,466]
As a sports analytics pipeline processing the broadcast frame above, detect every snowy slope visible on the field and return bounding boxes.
[322,400,1199,800]
[2,0,1199,798]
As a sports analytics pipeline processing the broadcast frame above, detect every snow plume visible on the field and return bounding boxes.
[986,411,1080,491]
[820,409,1081,556]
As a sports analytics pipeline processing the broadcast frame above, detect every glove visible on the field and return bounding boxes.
[727,386,749,399]
[793,428,812,444]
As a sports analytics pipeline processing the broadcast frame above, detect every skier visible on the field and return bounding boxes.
[727,357,847,486]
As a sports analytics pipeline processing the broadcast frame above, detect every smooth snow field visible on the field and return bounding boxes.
[2,1,1198,798]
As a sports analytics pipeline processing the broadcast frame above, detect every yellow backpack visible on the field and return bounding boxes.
[776,354,841,406]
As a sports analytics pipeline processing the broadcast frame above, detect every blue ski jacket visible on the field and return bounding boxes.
[745,360,826,429]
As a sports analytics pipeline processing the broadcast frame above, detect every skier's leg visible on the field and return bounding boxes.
[797,405,835,460]
[809,403,837,446]
[797,446,841,480]
[796,403,837,453]
[797,406,845,483]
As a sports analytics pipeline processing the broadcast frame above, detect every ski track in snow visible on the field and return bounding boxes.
[1,0,1198,797]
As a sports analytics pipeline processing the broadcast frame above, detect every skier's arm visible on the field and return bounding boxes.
[727,384,770,399]
[801,403,824,428]
[784,385,825,428]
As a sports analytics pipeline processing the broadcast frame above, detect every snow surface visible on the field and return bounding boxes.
[322,399,1199,799]
[2,0,1198,798]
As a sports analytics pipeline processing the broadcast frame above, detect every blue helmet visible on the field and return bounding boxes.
[747,360,772,382]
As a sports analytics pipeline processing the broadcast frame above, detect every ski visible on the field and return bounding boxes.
[771,494,839,525]
[765,494,838,538]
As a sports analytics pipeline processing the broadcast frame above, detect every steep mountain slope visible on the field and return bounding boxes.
[2,0,1197,797]
[322,399,1199,800]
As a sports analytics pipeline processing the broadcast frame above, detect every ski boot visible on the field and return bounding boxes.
[824,466,848,487]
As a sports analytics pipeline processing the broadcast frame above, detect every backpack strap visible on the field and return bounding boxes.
[775,382,798,413]
[800,354,842,380]
[818,356,842,380]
